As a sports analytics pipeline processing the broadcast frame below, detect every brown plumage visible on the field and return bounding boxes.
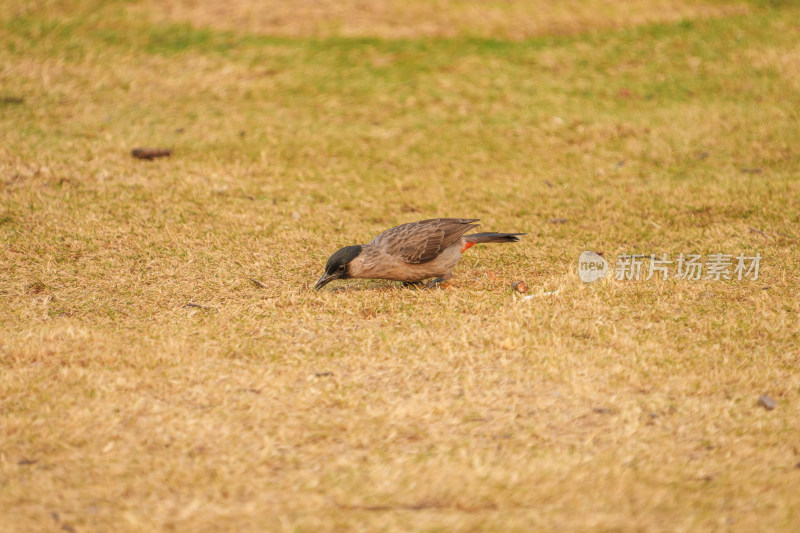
[315,218,525,290]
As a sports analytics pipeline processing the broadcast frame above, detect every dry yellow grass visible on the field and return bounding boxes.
[1,0,799,531]
[135,0,750,39]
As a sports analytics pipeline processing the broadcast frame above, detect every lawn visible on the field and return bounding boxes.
[1,0,799,531]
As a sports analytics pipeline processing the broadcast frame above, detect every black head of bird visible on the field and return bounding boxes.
[315,245,363,290]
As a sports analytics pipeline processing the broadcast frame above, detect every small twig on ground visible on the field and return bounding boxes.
[184,302,216,312]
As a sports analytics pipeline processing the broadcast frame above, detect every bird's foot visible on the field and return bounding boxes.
[401,280,425,288]
[425,277,449,289]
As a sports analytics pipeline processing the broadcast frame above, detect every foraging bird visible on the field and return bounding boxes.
[315,218,525,290]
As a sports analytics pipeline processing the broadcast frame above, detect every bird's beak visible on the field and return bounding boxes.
[314,272,337,291]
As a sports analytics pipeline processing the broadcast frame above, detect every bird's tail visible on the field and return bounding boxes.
[465,232,526,244]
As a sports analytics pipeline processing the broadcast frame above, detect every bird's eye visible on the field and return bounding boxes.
[337,264,345,272]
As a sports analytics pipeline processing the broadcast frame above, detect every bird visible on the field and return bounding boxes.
[314,218,525,290]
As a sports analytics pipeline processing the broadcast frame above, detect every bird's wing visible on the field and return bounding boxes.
[374,218,480,264]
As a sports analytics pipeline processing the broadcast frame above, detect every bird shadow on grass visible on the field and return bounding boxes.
[319,281,444,293]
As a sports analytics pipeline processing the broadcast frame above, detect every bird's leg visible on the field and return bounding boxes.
[401,280,425,288]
